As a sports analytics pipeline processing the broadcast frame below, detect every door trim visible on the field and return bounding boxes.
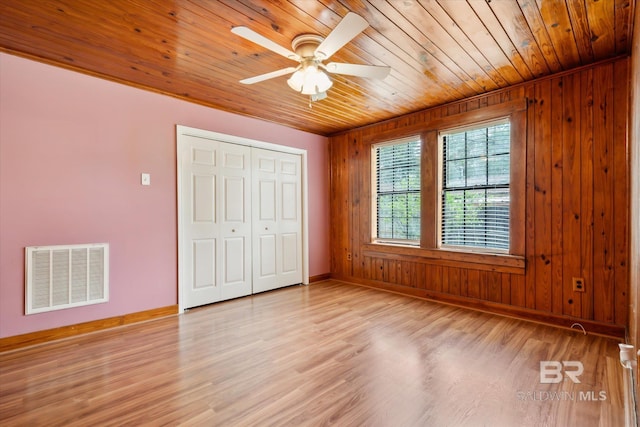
[176,125,309,314]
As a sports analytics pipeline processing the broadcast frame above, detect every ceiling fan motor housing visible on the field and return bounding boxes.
[291,34,325,59]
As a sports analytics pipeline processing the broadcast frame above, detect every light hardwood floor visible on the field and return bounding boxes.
[0,280,626,426]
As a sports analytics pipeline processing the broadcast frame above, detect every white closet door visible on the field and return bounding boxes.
[219,143,252,300]
[252,148,302,293]
[180,136,251,309]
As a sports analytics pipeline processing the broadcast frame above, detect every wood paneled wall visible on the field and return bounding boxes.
[329,58,630,336]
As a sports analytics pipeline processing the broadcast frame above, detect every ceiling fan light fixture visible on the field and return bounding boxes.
[302,68,332,95]
[287,65,332,95]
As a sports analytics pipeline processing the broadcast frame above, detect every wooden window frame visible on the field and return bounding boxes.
[436,117,513,253]
[371,136,422,245]
[364,99,526,273]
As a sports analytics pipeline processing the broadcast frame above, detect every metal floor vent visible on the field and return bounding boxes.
[25,243,109,314]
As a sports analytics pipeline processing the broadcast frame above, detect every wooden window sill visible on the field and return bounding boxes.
[362,243,525,275]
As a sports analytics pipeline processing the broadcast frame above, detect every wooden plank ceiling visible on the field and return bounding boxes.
[0,0,635,135]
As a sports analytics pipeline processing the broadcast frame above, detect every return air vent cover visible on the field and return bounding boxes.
[25,243,109,314]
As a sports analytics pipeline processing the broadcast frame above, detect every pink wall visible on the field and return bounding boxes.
[0,53,330,338]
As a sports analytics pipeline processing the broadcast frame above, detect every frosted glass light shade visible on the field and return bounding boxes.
[287,70,305,92]
[287,66,332,95]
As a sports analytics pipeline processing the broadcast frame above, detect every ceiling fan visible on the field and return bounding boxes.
[231,12,391,102]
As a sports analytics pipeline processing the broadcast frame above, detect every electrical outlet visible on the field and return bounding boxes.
[346,252,352,261]
[572,277,585,292]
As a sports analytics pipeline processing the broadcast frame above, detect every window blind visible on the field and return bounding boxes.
[441,121,510,250]
[374,138,421,242]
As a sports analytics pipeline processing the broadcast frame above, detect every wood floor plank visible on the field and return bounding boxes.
[0,280,625,426]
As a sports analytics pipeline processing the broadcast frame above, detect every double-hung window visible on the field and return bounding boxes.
[440,119,511,251]
[368,102,524,267]
[373,137,421,244]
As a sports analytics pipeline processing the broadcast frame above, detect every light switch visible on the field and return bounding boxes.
[141,173,151,186]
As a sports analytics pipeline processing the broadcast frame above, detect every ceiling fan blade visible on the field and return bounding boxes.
[231,26,299,60]
[239,67,298,84]
[314,12,369,60]
[325,62,391,79]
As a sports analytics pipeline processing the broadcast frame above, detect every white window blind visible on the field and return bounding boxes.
[374,138,421,242]
[441,120,510,250]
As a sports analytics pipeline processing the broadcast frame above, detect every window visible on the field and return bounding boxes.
[440,119,510,251]
[365,101,525,267]
[373,137,421,243]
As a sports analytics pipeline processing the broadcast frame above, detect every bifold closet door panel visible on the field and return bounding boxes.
[219,142,252,301]
[252,148,303,294]
[180,135,220,309]
[180,136,252,309]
